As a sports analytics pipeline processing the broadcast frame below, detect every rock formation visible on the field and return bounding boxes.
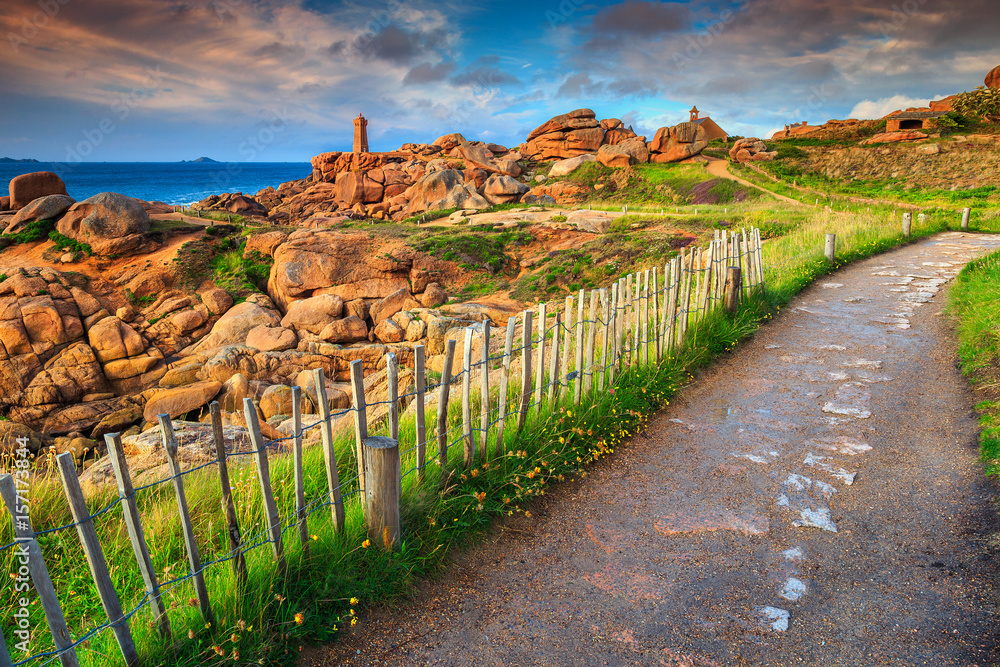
[9,172,68,210]
[729,138,778,163]
[649,122,710,163]
[986,65,1000,90]
[56,192,152,256]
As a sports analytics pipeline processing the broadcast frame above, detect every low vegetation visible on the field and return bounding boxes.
[948,249,1000,477]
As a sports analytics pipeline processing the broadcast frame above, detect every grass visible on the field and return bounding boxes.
[947,249,1000,477]
[0,218,57,245]
[410,229,533,275]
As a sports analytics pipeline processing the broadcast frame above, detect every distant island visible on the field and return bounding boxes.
[0,157,40,163]
[180,157,219,163]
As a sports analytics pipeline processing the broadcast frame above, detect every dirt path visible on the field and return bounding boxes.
[705,158,804,206]
[303,232,1000,667]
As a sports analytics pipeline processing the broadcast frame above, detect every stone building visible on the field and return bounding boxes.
[884,110,948,133]
[688,106,728,142]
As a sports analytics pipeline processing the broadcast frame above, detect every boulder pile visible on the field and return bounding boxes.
[729,138,778,163]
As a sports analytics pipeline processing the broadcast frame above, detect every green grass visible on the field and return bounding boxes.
[0,218,57,245]
[211,243,273,296]
[48,230,92,256]
[947,249,1000,477]
[411,229,533,275]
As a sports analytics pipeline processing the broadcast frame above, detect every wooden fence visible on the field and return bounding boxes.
[0,228,764,666]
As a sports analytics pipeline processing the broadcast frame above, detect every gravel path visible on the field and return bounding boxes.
[303,232,1000,667]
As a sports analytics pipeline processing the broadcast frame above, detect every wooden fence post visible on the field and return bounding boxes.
[290,388,309,554]
[903,212,912,238]
[632,273,641,365]
[209,403,248,582]
[0,475,79,667]
[363,436,400,549]
[348,363,369,503]
[824,233,836,263]
[105,433,171,638]
[598,289,609,390]
[479,321,491,463]
[547,311,561,409]
[317,368,347,530]
[625,274,633,364]
[56,453,140,667]
[962,207,971,230]
[585,289,598,394]
[517,310,533,431]
[574,290,585,404]
[652,268,660,361]
[437,339,457,471]
[495,318,515,457]
[386,353,399,441]
[534,303,546,414]
[243,399,286,575]
[560,296,573,402]
[414,345,427,482]
[725,266,743,314]
[607,283,618,385]
[462,327,474,466]
[159,415,213,625]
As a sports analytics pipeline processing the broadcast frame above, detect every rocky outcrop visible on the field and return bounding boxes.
[986,65,1000,90]
[527,181,591,204]
[482,174,530,205]
[548,154,597,177]
[648,122,709,163]
[860,131,929,145]
[4,195,75,234]
[268,230,458,308]
[186,301,282,354]
[9,172,68,210]
[597,138,650,168]
[56,193,152,256]
[729,137,778,163]
[280,294,344,334]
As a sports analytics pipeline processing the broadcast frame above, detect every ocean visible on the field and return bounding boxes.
[0,162,312,206]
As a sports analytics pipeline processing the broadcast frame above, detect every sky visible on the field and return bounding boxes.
[0,0,997,162]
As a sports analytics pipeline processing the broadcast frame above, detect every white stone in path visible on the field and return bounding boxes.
[777,474,838,532]
[841,358,883,370]
[820,283,844,289]
[804,453,857,485]
[755,606,790,632]
[779,577,808,602]
[822,382,872,419]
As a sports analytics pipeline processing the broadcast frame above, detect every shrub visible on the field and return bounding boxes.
[952,86,1000,122]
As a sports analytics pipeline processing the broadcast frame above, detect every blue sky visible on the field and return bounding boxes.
[0,0,997,162]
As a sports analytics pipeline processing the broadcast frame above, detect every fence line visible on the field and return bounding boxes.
[2,229,766,666]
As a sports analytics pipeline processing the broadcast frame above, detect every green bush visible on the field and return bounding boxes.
[1,218,56,244]
[952,86,1000,122]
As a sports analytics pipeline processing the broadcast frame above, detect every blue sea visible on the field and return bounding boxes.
[0,162,312,206]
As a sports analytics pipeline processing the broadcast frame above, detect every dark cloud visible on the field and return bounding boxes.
[352,25,448,65]
[252,42,303,60]
[403,62,456,85]
[593,0,689,37]
[450,66,519,88]
[557,72,599,98]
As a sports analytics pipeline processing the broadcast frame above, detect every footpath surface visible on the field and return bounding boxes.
[304,232,1000,667]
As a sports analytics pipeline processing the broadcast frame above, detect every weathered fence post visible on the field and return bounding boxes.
[962,207,971,231]
[105,433,171,638]
[290,388,309,554]
[0,476,79,667]
[902,212,912,238]
[724,266,743,314]
[479,320,491,463]
[585,289,598,394]
[599,289,610,389]
[243,399,287,575]
[348,362,368,503]
[534,303,546,414]
[386,353,399,441]
[824,233,836,263]
[210,403,248,579]
[547,311,561,409]
[317,367,347,530]
[495,319,515,457]
[414,345,427,481]
[363,436,400,549]
[462,327,474,466]
[560,296,573,402]
[574,290,585,403]
[56,453,140,667]
[437,339,457,471]
[517,310,533,430]
[160,415,213,625]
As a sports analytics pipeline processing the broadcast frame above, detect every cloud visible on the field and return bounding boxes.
[848,94,944,120]
[356,25,432,64]
[403,61,455,85]
[450,66,519,88]
[592,1,689,37]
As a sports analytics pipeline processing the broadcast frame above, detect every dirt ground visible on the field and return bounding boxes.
[301,232,1000,667]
